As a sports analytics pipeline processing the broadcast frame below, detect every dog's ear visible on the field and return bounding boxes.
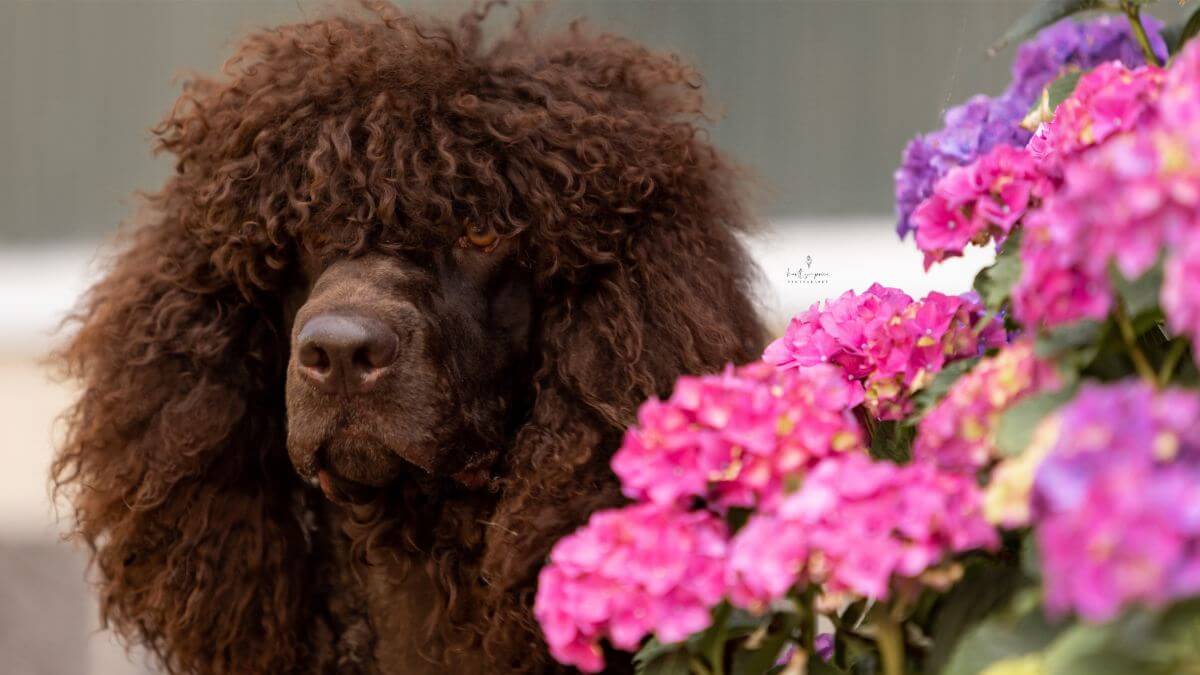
[52,209,318,674]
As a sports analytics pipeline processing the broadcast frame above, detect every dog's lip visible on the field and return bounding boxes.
[315,468,377,504]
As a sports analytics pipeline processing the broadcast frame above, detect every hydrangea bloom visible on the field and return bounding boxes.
[611,362,866,510]
[1008,15,1166,104]
[726,454,998,609]
[1163,234,1200,354]
[1159,36,1200,132]
[534,504,729,672]
[915,340,1059,474]
[1013,127,1200,327]
[764,285,1005,420]
[895,15,1165,238]
[984,415,1059,528]
[1032,382,1200,622]
[1028,62,1164,174]
[912,145,1051,268]
[895,95,1032,238]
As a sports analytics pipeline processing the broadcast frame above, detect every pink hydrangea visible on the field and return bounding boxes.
[915,340,1060,474]
[1156,37,1200,133]
[612,362,866,510]
[1032,381,1200,622]
[764,285,1005,420]
[913,145,1052,268]
[534,504,729,672]
[1013,45,1200,329]
[1164,234,1200,355]
[726,454,999,610]
[1028,61,1164,173]
[1013,127,1200,328]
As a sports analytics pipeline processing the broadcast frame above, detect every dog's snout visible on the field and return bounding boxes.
[295,313,400,394]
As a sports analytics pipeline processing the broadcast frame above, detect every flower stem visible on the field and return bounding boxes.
[1114,299,1157,384]
[874,612,906,675]
[705,604,730,675]
[801,587,816,656]
[1159,339,1189,387]
[1121,1,1162,67]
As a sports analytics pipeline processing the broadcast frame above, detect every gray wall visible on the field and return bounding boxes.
[2,0,1190,243]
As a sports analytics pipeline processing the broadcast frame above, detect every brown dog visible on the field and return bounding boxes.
[53,3,765,672]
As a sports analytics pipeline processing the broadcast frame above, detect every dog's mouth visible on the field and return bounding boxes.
[312,467,378,504]
[290,429,418,504]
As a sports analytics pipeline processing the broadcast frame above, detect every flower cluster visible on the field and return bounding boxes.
[536,25,1200,673]
[1032,382,1200,622]
[992,39,1200,328]
[537,361,870,671]
[912,144,1051,268]
[1161,33,1200,132]
[763,285,1005,419]
[1028,62,1164,175]
[1008,14,1166,104]
[611,362,866,510]
[895,15,1164,238]
[534,504,729,672]
[895,96,1033,239]
[1164,236,1200,349]
[915,340,1059,474]
[727,453,998,609]
[1014,122,1200,328]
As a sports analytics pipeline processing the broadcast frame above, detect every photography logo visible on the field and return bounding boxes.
[784,255,831,285]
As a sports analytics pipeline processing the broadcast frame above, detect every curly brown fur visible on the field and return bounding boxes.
[52,2,767,673]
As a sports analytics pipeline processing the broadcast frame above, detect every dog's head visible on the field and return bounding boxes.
[285,232,533,500]
[53,5,766,673]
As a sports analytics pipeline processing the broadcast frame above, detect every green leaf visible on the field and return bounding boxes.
[994,385,1076,457]
[688,603,732,669]
[1161,5,1200,54]
[913,357,980,417]
[636,647,693,675]
[731,613,799,675]
[1034,320,1105,373]
[869,420,915,463]
[1180,6,1200,52]
[1019,535,1042,583]
[726,507,753,535]
[973,232,1023,312]
[942,610,1065,675]
[1035,320,1104,358]
[808,660,849,675]
[1110,259,1163,319]
[1042,622,1146,675]
[991,0,1108,55]
[1022,70,1084,131]
[635,638,687,675]
[734,643,786,675]
[848,651,880,675]
[923,560,1026,674]
[1158,598,1200,665]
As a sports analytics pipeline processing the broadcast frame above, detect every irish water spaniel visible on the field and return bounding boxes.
[52,3,765,673]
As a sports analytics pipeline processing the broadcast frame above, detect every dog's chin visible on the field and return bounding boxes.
[289,432,427,504]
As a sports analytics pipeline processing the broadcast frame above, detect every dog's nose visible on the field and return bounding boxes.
[295,313,399,394]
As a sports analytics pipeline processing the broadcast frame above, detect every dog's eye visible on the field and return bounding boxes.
[459,222,500,252]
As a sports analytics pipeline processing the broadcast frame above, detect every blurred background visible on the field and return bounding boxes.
[2,1,1189,672]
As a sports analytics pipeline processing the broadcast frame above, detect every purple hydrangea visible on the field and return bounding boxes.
[895,95,1032,238]
[1009,14,1167,104]
[1033,381,1200,622]
[895,14,1167,238]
